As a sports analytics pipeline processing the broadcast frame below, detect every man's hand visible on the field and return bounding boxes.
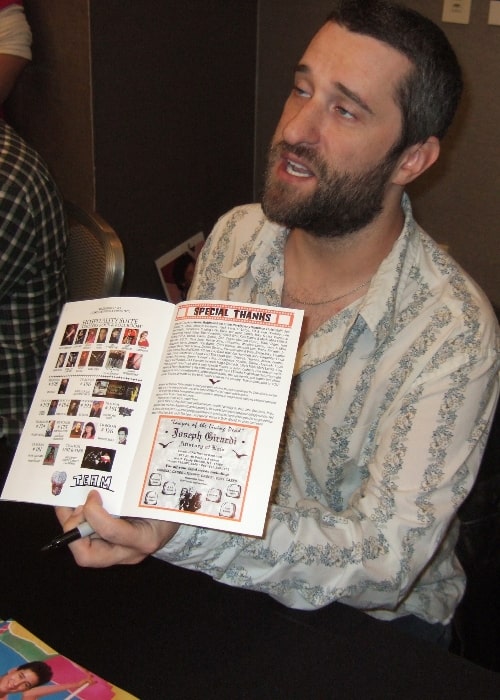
[55,491,179,567]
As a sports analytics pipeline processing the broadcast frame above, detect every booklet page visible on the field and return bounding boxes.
[2,298,302,536]
[124,301,303,535]
[2,297,175,513]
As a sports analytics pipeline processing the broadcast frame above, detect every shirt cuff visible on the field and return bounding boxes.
[153,524,196,561]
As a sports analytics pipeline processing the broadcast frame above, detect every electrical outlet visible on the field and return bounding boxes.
[442,0,472,24]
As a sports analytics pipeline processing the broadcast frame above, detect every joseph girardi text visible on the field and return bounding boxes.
[172,427,237,445]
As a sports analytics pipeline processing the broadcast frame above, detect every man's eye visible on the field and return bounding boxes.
[292,86,309,98]
[335,105,355,120]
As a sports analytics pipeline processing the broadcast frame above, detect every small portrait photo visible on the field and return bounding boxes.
[61,323,78,345]
[117,426,128,444]
[107,349,125,369]
[45,420,56,437]
[66,351,78,368]
[79,350,90,366]
[82,446,116,472]
[75,328,87,344]
[58,378,69,394]
[88,350,106,367]
[126,382,140,402]
[119,406,133,417]
[81,421,96,439]
[179,488,202,512]
[98,450,113,471]
[138,330,149,347]
[47,399,59,415]
[92,380,109,397]
[86,327,98,343]
[126,352,142,371]
[55,353,67,368]
[109,327,122,343]
[70,421,83,438]
[43,443,59,465]
[89,400,104,417]
[122,327,138,345]
[97,327,109,343]
[67,400,80,416]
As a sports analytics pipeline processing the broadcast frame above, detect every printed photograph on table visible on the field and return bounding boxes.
[0,619,137,698]
[155,230,205,303]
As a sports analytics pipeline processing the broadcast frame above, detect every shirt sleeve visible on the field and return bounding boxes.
[0,187,37,301]
[0,4,32,60]
[155,327,499,615]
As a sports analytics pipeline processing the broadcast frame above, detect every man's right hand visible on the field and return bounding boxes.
[55,490,179,567]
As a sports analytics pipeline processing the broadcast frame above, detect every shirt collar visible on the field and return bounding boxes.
[221,195,419,360]
[222,216,288,307]
[358,193,419,343]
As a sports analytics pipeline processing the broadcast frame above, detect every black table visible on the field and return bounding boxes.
[1,501,499,699]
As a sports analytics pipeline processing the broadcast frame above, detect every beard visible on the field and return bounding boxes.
[261,141,401,238]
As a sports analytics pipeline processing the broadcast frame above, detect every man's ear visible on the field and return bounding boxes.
[392,136,440,186]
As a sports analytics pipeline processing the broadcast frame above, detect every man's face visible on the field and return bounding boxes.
[0,668,39,693]
[262,22,411,237]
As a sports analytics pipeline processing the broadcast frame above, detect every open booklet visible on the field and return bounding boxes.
[2,297,302,536]
[0,619,137,698]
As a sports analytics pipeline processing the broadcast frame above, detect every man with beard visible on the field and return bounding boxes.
[57,1,499,648]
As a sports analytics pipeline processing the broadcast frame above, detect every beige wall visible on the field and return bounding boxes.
[255,0,500,307]
[7,0,94,209]
[6,0,257,299]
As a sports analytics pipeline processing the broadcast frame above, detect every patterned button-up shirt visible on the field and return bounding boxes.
[0,121,67,443]
[156,196,499,624]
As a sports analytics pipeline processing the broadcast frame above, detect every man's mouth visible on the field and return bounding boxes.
[285,158,314,178]
[285,159,313,177]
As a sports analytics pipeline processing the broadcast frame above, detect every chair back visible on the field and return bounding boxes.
[64,201,125,301]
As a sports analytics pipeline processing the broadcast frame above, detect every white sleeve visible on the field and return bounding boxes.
[0,4,32,60]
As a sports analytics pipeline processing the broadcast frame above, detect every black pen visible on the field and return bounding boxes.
[41,521,95,552]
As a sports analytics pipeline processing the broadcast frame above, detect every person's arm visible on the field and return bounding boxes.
[57,205,500,612]
[0,53,28,102]
[0,191,36,302]
[154,348,499,612]
[57,339,499,612]
[22,675,95,698]
[0,3,32,103]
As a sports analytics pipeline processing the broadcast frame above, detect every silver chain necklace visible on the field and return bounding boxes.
[283,278,371,306]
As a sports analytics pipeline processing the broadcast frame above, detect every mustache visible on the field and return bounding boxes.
[269,141,326,174]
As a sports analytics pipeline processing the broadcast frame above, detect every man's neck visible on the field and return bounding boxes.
[281,196,406,345]
[284,200,405,295]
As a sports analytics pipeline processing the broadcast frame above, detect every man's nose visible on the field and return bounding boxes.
[281,99,322,146]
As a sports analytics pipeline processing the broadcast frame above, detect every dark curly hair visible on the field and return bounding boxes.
[17,660,53,687]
